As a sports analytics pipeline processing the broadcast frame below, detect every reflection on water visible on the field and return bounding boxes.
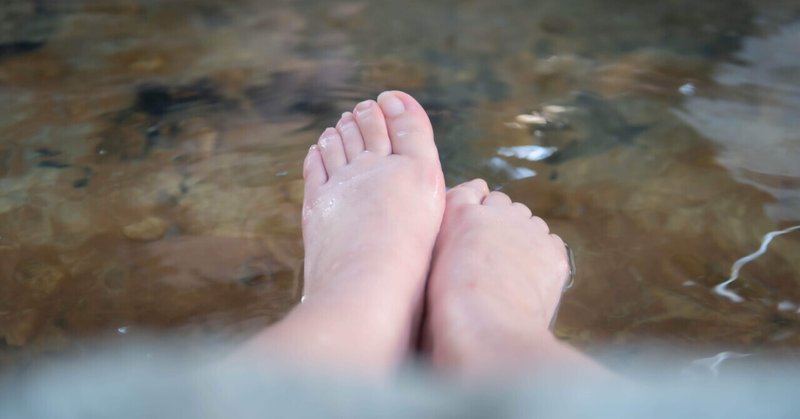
[0,0,799,373]
[677,21,800,221]
[714,225,800,303]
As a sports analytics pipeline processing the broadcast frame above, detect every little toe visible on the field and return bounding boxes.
[482,191,512,207]
[377,91,438,161]
[318,128,347,175]
[303,145,327,195]
[337,112,365,162]
[353,99,392,155]
[446,178,490,207]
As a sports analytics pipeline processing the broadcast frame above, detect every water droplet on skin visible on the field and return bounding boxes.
[321,198,336,216]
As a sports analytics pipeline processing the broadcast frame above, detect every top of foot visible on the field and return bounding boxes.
[297,91,446,371]
[424,180,572,373]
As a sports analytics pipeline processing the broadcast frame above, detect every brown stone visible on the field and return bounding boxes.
[1,309,40,347]
[14,264,66,294]
[122,216,168,241]
[129,55,166,72]
[177,118,219,160]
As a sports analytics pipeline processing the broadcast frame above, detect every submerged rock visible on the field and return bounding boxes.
[122,216,168,241]
[14,264,66,294]
[0,0,57,60]
[523,92,650,164]
[0,309,40,347]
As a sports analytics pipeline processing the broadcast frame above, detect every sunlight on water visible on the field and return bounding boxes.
[714,225,800,303]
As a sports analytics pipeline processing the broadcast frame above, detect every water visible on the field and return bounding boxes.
[1,0,799,372]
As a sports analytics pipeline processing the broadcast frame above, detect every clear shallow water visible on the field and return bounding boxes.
[1,0,799,373]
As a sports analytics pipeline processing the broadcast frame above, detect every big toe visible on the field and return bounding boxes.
[377,91,439,161]
[445,179,490,208]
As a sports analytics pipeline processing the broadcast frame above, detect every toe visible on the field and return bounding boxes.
[511,202,533,217]
[353,99,392,155]
[461,178,490,196]
[303,145,327,193]
[530,216,551,234]
[318,128,347,175]
[482,191,512,207]
[337,112,365,162]
[446,178,490,207]
[378,91,438,161]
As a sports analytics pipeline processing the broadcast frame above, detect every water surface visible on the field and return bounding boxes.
[1,0,799,374]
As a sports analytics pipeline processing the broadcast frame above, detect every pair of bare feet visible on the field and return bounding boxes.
[243,91,603,379]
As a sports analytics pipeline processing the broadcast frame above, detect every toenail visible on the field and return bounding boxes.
[319,129,337,147]
[338,118,354,129]
[379,92,405,117]
[354,100,373,116]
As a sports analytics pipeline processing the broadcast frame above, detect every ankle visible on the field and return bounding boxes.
[242,297,414,376]
[427,293,561,372]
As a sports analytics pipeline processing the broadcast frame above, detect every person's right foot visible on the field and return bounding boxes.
[240,91,445,376]
[424,179,595,377]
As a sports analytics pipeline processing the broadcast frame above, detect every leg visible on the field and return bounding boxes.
[237,91,445,377]
[424,180,611,379]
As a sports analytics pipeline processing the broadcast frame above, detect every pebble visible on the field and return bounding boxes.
[515,113,548,126]
[122,216,168,241]
[543,105,568,114]
[177,118,219,159]
[15,264,66,294]
[1,309,39,347]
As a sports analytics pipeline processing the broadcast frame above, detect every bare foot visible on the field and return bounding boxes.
[424,179,606,378]
[241,91,445,376]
